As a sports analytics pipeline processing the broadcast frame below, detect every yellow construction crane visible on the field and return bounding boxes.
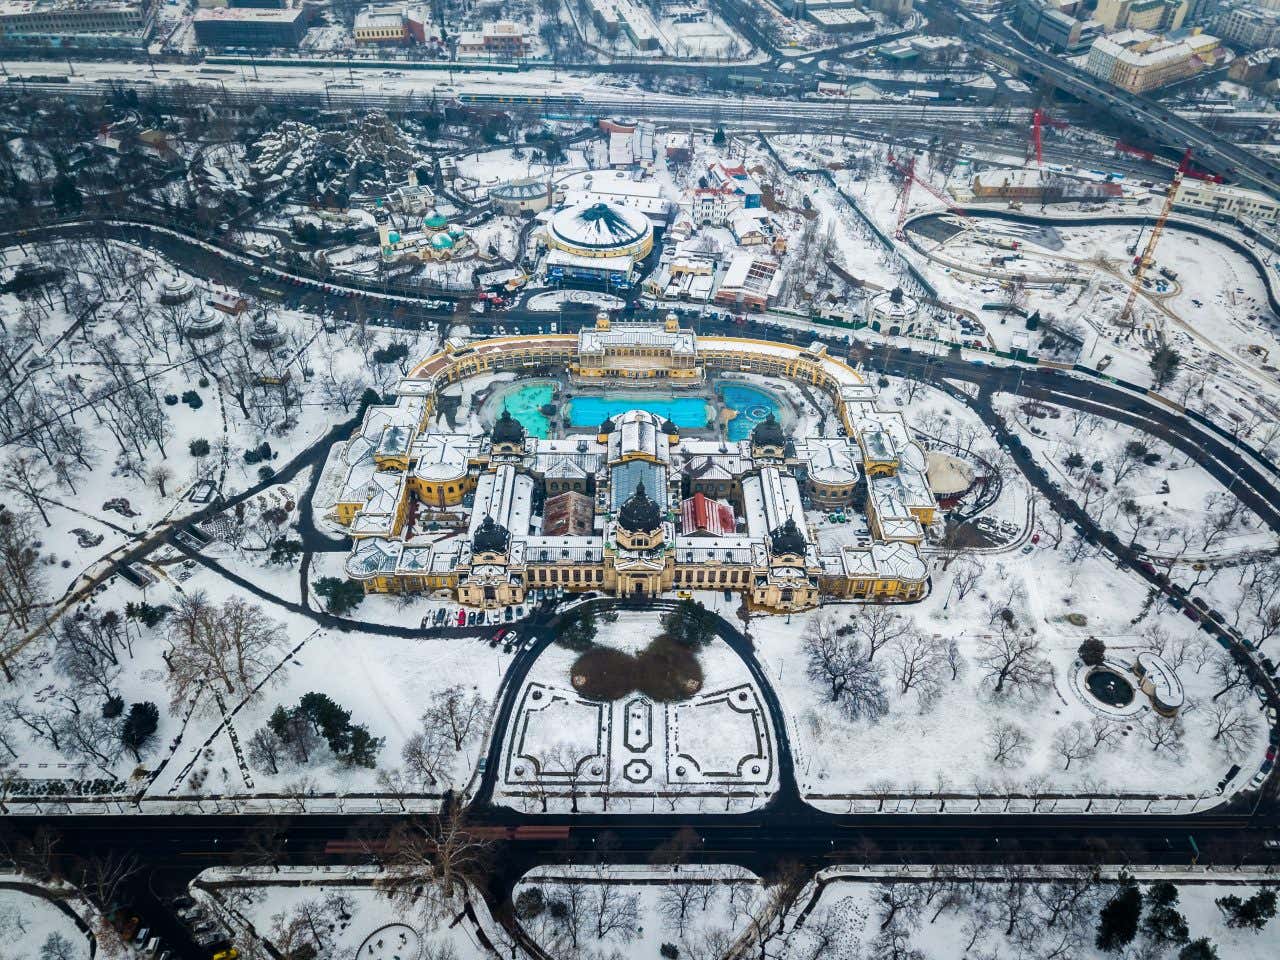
[1118,148,1193,330]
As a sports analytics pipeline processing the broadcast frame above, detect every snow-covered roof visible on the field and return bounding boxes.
[547,201,652,252]
[607,409,673,464]
[800,438,860,487]
[579,323,696,357]
[741,467,807,542]
[411,432,479,482]
[469,465,535,541]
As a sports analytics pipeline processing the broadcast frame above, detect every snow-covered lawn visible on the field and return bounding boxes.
[756,528,1270,811]
[194,869,500,960]
[515,864,764,960]
[782,874,1280,960]
[0,884,91,960]
[493,610,779,814]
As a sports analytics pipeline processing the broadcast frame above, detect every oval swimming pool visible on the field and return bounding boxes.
[718,383,781,442]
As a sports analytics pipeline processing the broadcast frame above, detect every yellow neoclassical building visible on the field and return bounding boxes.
[329,315,937,612]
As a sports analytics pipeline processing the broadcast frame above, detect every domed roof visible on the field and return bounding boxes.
[472,514,510,554]
[661,418,678,435]
[158,274,192,298]
[770,517,807,557]
[599,415,616,435]
[751,413,786,448]
[617,481,663,534]
[491,408,525,445]
[424,212,448,229]
[431,233,455,249]
[548,201,652,252]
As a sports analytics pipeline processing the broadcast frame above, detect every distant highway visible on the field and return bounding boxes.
[939,1,1280,194]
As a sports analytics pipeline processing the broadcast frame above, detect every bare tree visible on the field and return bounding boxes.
[402,720,451,787]
[1199,491,1246,551]
[1141,714,1186,757]
[1031,864,1101,930]
[247,727,282,775]
[1206,699,1256,761]
[422,686,488,752]
[976,626,1050,697]
[148,464,174,499]
[877,881,923,931]
[587,874,639,943]
[376,802,498,931]
[851,605,911,662]
[944,637,966,682]
[803,619,888,721]
[656,882,702,939]
[1210,654,1252,703]
[987,719,1031,768]
[1051,720,1096,771]
[1089,716,1123,752]
[165,591,287,705]
[1,453,53,526]
[890,630,946,706]
[951,556,985,602]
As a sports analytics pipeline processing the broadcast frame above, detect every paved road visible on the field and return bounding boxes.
[938,1,1280,193]
[7,215,1280,954]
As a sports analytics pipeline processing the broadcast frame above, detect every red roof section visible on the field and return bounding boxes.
[681,493,736,537]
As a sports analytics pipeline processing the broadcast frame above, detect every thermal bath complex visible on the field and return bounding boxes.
[331,314,940,612]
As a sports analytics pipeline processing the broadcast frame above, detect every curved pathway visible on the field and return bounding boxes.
[470,597,799,812]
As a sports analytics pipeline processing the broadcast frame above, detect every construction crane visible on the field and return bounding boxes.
[1118,147,1192,330]
[887,151,975,238]
[889,151,917,237]
[1027,108,1069,167]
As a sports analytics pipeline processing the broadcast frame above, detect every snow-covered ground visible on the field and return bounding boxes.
[780,873,1280,960]
[492,610,780,814]
[194,868,503,959]
[0,884,91,960]
[515,864,764,959]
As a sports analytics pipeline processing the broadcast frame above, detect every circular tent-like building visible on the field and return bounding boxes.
[545,201,654,262]
[491,178,552,215]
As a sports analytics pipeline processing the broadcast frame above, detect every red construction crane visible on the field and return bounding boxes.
[889,151,916,237]
[1118,148,1192,329]
[1115,140,1155,162]
[1027,109,1069,166]
[887,151,974,237]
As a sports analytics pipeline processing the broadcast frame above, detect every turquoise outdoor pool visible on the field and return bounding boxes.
[718,383,781,441]
[497,381,781,440]
[567,395,711,428]
[501,382,554,439]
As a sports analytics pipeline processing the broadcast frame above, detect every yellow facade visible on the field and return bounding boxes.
[342,324,936,609]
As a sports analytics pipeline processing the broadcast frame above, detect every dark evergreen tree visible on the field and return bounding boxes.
[120,702,159,762]
[1078,637,1107,667]
[1217,889,1277,930]
[663,599,717,648]
[342,724,383,768]
[1143,881,1189,946]
[1178,939,1219,960]
[298,692,353,755]
[313,576,364,614]
[1096,881,1143,953]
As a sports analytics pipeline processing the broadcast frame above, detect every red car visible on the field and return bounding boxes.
[456,610,466,627]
